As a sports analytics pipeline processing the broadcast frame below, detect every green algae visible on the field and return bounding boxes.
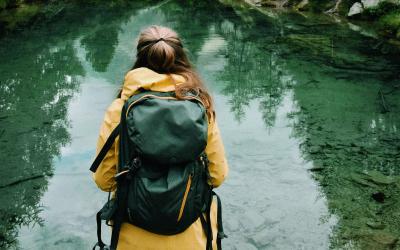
[0,3,41,30]
[0,0,159,36]
[220,2,400,248]
[379,12,400,37]
[291,68,400,249]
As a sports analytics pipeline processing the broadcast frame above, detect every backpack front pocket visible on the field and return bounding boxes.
[126,163,198,234]
[177,174,193,222]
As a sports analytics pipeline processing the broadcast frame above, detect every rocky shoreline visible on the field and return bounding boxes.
[1,0,399,43]
[0,1,150,36]
[242,0,400,42]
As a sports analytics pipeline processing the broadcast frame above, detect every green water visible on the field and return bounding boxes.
[0,1,399,249]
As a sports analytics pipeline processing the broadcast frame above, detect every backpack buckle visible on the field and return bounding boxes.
[131,157,141,169]
[92,242,110,250]
[217,231,228,239]
[114,157,141,180]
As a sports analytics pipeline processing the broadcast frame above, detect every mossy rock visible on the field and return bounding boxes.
[337,0,359,15]
[350,172,379,187]
[351,170,395,187]
[287,34,332,53]
[360,231,399,249]
[302,0,336,12]
[366,220,386,230]
[364,1,400,18]
[0,3,41,30]
[379,11,400,35]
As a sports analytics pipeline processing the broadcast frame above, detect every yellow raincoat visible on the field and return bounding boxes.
[93,67,229,250]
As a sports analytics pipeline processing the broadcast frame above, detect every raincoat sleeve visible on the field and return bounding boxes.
[205,116,229,188]
[92,99,124,192]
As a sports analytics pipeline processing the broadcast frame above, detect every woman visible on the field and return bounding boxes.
[93,25,229,250]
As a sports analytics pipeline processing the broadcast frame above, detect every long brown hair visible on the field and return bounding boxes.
[130,25,214,118]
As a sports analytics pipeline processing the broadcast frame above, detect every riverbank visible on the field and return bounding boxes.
[2,0,399,43]
[0,1,65,35]
[0,0,157,36]
[235,0,400,43]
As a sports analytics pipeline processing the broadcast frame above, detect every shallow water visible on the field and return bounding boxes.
[0,1,399,249]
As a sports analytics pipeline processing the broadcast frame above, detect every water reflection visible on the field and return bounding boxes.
[160,0,228,60]
[1,0,398,249]
[290,74,400,249]
[242,8,400,250]
[0,2,157,248]
[81,26,119,72]
[207,2,400,248]
[215,20,292,125]
[11,1,333,249]
[201,7,333,248]
[0,38,83,248]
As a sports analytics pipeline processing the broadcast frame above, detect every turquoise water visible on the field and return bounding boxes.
[0,1,399,249]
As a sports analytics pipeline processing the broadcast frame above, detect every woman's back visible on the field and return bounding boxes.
[92,26,228,250]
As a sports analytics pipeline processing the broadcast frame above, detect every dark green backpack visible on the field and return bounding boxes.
[90,91,226,250]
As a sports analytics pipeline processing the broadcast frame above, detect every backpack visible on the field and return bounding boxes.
[90,91,226,250]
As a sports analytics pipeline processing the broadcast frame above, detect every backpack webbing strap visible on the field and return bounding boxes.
[206,200,213,250]
[109,217,122,250]
[90,124,120,173]
[109,177,130,250]
[200,191,226,250]
[200,214,212,250]
[92,211,107,250]
[202,189,214,250]
[213,191,227,250]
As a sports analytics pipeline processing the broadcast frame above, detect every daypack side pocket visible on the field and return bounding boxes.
[92,198,117,250]
[100,198,117,222]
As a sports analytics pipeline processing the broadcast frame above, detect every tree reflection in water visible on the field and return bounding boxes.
[1,1,399,249]
[161,0,290,125]
[264,10,400,249]
[214,16,292,126]
[197,2,400,248]
[81,26,119,73]
[0,38,83,248]
[0,2,156,248]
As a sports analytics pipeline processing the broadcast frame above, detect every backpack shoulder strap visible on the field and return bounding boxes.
[90,124,120,173]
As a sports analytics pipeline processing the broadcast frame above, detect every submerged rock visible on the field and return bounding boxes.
[309,145,322,154]
[348,2,364,17]
[351,170,395,188]
[351,173,378,187]
[366,220,386,229]
[296,0,309,11]
[362,0,384,9]
[365,170,395,185]
[371,191,385,203]
[370,231,398,248]
[309,165,324,172]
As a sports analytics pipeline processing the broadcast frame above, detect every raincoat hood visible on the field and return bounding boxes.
[121,67,186,101]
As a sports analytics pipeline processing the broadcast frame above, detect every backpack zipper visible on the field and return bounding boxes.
[127,208,133,222]
[125,94,205,118]
[177,174,193,222]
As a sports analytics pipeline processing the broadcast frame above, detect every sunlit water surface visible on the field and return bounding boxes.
[1,1,399,249]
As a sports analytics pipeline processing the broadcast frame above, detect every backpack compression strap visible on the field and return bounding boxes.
[200,191,227,250]
[213,191,227,250]
[90,124,120,173]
